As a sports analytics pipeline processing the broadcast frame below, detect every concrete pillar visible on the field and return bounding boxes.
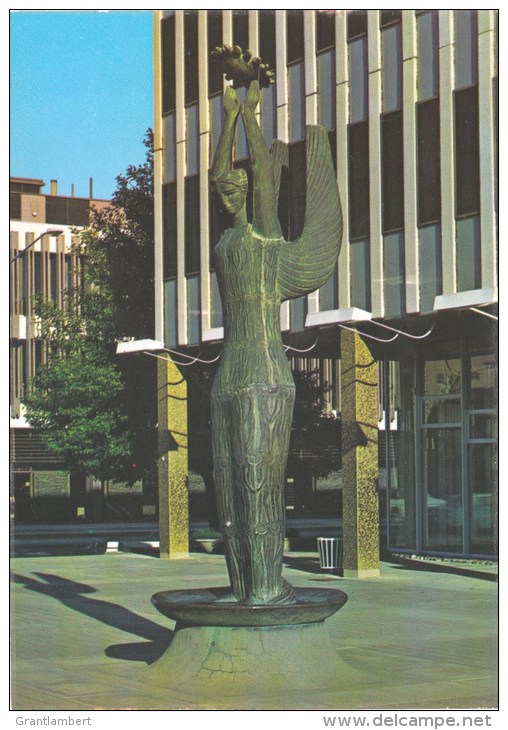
[157,357,189,559]
[340,329,380,578]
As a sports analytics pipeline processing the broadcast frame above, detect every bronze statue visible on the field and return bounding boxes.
[210,47,342,605]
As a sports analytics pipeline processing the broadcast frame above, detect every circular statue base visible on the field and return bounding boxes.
[148,587,349,701]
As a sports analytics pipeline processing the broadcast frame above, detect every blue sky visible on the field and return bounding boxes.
[10,10,153,200]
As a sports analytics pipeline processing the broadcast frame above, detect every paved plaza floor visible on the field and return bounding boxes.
[10,549,498,711]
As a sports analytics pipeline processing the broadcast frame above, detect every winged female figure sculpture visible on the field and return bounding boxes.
[209,48,342,605]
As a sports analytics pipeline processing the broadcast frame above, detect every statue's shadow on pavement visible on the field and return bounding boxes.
[105,638,173,664]
[12,571,173,665]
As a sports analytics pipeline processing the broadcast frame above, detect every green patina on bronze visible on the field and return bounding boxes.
[210,48,342,604]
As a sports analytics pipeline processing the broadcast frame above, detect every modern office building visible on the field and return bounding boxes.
[153,10,497,560]
[9,176,116,523]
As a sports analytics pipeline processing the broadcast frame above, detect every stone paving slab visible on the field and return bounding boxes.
[10,551,498,711]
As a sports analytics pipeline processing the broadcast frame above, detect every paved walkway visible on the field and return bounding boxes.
[10,550,498,711]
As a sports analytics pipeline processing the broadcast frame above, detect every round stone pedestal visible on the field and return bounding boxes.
[148,587,349,701]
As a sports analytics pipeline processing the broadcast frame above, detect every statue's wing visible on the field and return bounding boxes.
[277,126,342,301]
[270,138,289,203]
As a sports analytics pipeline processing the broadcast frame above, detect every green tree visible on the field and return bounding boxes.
[287,368,341,479]
[24,131,156,486]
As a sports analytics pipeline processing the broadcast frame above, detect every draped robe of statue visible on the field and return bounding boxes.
[210,80,342,605]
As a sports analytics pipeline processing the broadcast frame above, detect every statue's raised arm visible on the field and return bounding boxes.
[241,80,282,239]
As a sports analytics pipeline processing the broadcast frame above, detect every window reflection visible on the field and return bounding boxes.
[421,427,462,551]
[382,23,402,113]
[186,104,199,176]
[187,275,200,344]
[318,49,336,130]
[349,37,368,123]
[210,271,223,328]
[424,357,461,395]
[288,62,305,142]
[417,11,439,101]
[164,279,177,347]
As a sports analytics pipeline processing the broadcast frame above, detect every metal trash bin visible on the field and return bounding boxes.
[317,537,341,571]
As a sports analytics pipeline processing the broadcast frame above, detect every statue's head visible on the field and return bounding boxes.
[216,168,248,219]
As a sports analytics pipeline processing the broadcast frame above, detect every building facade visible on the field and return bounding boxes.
[153,10,498,559]
[9,177,116,523]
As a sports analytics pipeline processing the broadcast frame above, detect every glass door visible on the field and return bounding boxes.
[420,396,463,551]
[467,351,497,555]
[419,356,463,552]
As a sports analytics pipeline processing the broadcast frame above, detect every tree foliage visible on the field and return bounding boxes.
[287,369,341,479]
[24,131,156,484]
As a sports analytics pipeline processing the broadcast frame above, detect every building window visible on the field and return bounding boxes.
[259,11,277,146]
[419,223,442,313]
[454,85,480,218]
[383,231,405,318]
[454,10,478,89]
[10,193,21,220]
[261,85,277,148]
[286,10,304,64]
[162,182,177,279]
[382,19,402,113]
[456,215,481,292]
[350,238,371,311]
[187,275,200,344]
[210,93,224,161]
[33,252,42,295]
[208,11,223,96]
[164,278,177,347]
[260,10,276,67]
[328,130,337,172]
[417,97,441,226]
[210,271,223,328]
[290,296,306,331]
[64,254,73,294]
[349,36,368,123]
[20,254,27,312]
[288,142,306,240]
[46,197,89,227]
[161,15,176,114]
[34,340,44,373]
[420,352,463,552]
[45,197,67,225]
[184,11,199,105]
[417,11,439,101]
[347,10,367,41]
[467,351,497,554]
[287,10,305,144]
[318,48,336,130]
[380,10,402,28]
[235,106,249,162]
[382,110,404,233]
[348,121,369,240]
[49,253,57,301]
[186,103,199,176]
[316,10,335,52]
[164,113,176,183]
[185,175,200,276]
[288,61,305,142]
[232,10,249,51]
[68,199,90,227]
[319,268,338,311]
